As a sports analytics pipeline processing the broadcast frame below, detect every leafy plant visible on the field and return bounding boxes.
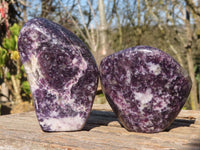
[0,47,7,69]
[0,23,31,104]
[2,23,20,51]
[22,81,31,95]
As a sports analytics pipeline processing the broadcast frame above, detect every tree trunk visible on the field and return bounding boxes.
[117,15,123,50]
[11,75,22,104]
[10,58,22,104]
[23,0,27,23]
[113,0,123,50]
[186,49,199,110]
[194,0,200,104]
[97,0,114,66]
[185,3,199,110]
[0,82,9,102]
[41,0,48,18]
[136,0,142,45]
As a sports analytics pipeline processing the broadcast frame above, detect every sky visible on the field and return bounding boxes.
[24,0,195,28]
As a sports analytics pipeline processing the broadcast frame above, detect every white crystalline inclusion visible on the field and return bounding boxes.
[40,115,84,131]
[134,88,153,104]
[147,62,161,75]
[126,70,132,85]
[29,31,38,41]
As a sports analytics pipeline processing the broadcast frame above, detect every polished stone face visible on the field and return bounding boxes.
[100,46,192,133]
[18,18,99,131]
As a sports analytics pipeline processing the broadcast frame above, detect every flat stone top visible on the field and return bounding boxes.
[0,104,200,150]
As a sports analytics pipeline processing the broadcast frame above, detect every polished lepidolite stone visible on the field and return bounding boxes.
[100,46,192,133]
[18,18,99,131]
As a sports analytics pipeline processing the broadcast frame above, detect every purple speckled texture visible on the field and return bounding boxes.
[18,18,99,131]
[100,46,192,133]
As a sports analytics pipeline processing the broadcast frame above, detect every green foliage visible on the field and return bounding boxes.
[6,72,11,80]
[99,93,104,97]
[1,23,31,102]
[21,65,25,73]
[10,23,21,37]
[182,107,187,110]
[2,23,20,51]
[0,23,21,74]
[0,47,7,67]
[22,81,31,95]
[2,37,17,50]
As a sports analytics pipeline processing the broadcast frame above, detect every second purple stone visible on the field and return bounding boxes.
[99,45,192,133]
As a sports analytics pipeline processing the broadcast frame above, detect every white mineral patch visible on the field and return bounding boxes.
[52,38,58,44]
[23,55,42,92]
[23,55,38,74]
[40,115,84,131]
[28,24,51,44]
[135,49,152,53]
[165,82,170,89]
[147,62,161,75]
[30,24,43,35]
[79,58,87,70]
[126,70,132,85]
[134,88,153,105]
[72,50,87,70]
[34,99,38,109]
[50,110,59,117]
[158,88,163,95]
[139,119,154,130]
[31,42,40,49]
[72,57,78,64]
[174,85,178,91]
[88,96,93,101]
[40,102,46,109]
[29,31,38,41]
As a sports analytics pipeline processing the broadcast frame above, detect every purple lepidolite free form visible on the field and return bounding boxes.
[100,46,192,133]
[18,18,98,131]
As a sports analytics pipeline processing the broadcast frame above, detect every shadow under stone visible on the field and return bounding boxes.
[165,118,195,131]
[84,110,196,132]
[83,110,119,131]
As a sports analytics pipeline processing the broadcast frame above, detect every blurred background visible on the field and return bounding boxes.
[0,0,200,115]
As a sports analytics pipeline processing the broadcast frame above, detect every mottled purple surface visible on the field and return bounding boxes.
[18,18,98,131]
[100,46,192,133]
